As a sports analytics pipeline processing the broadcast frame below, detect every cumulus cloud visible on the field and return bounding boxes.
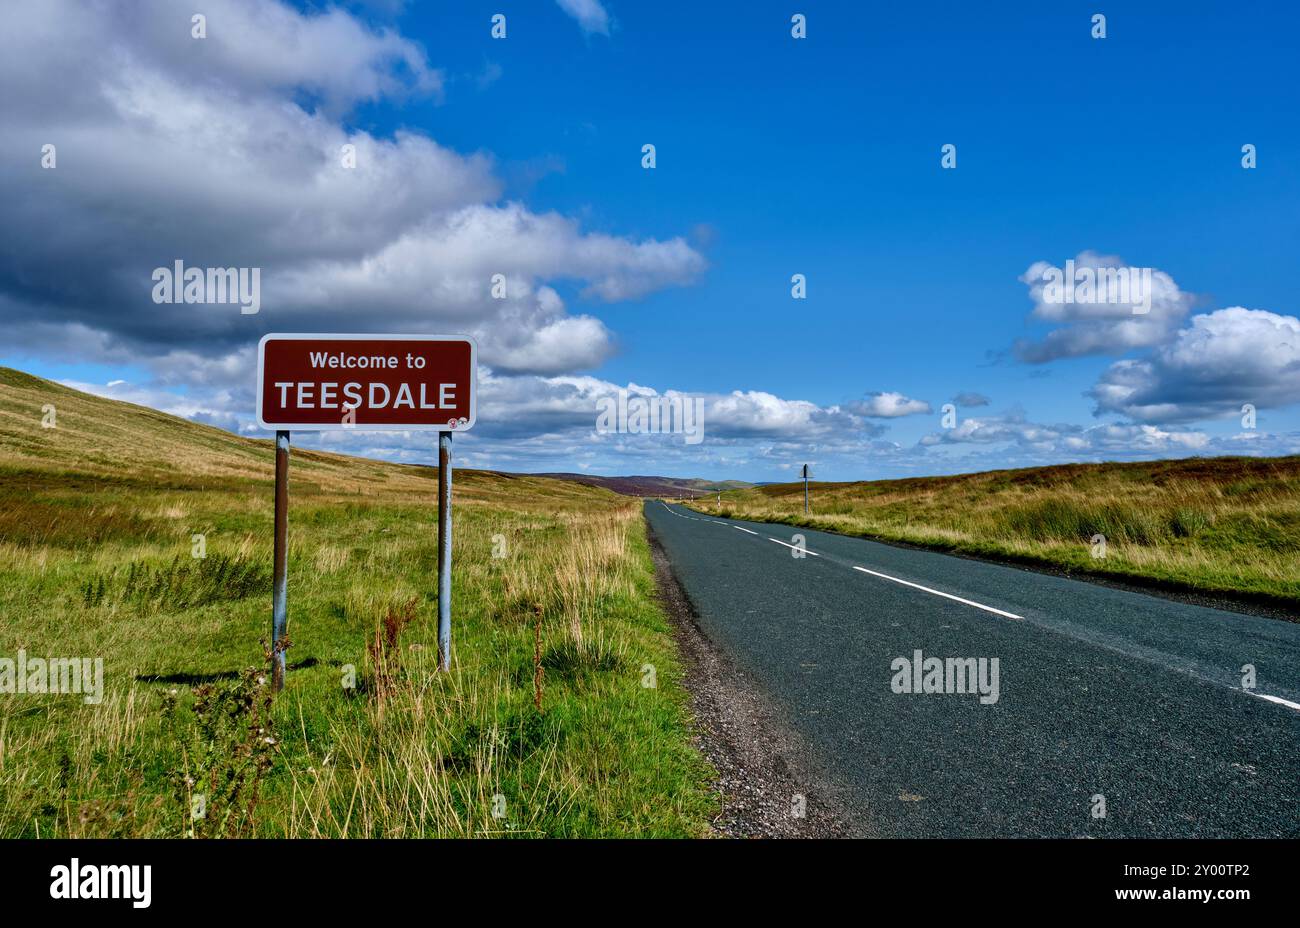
[1013,251,1194,363]
[1090,307,1300,423]
[474,374,880,442]
[845,392,932,418]
[952,392,990,408]
[468,377,898,472]
[57,361,903,481]
[2,0,934,480]
[918,411,1209,454]
[705,391,877,439]
[267,203,703,373]
[0,0,701,377]
[2,0,441,120]
[138,0,443,108]
[555,0,612,35]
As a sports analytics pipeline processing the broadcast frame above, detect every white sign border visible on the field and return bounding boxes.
[255,333,478,433]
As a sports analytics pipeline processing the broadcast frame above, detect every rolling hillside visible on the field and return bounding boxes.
[0,366,612,507]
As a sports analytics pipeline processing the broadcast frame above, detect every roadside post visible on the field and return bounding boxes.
[256,334,477,689]
[271,430,290,690]
[437,430,453,671]
[802,463,811,514]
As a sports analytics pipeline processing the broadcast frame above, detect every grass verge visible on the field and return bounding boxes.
[685,456,1300,612]
[0,369,716,837]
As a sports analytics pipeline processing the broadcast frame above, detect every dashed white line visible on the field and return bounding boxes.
[665,501,1023,619]
[851,565,1024,620]
[659,503,1300,716]
[767,536,820,556]
[659,502,699,521]
[1248,691,1300,713]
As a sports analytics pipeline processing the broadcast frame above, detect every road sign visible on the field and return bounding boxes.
[256,334,476,431]
[255,333,477,689]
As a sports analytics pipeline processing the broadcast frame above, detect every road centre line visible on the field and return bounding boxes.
[663,503,1300,715]
[851,565,1024,620]
[1249,691,1300,713]
[668,503,1020,618]
[767,536,820,556]
[659,502,698,520]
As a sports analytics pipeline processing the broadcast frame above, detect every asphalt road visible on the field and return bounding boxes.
[646,500,1300,837]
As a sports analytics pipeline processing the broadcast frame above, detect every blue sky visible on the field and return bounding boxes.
[3,1,1299,481]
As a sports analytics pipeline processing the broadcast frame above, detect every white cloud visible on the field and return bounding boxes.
[1014,251,1193,362]
[918,412,1208,454]
[142,0,442,108]
[268,201,704,360]
[473,375,880,442]
[0,0,441,120]
[556,0,611,35]
[480,310,614,375]
[706,391,870,438]
[846,391,932,418]
[1090,307,1300,423]
[0,0,701,377]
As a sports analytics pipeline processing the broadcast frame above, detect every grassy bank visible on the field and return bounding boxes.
[686,457,1300,610]
[0,368,715,837]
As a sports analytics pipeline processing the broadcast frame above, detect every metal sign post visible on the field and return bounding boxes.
[437,431,453,671]
[256,333,477,689]
[271,430,290,691]
[802,463,810,514]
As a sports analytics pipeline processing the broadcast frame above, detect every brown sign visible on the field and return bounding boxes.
[256,334,476,431]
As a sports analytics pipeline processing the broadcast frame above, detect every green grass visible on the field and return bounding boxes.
[685,457,1300,610]
[0,368,716,837]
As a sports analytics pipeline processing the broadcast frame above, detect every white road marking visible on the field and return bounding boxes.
[851,565,1023,620]
[1248,691,1300,713]
[767,537,821,556]
[659,503,1300,715]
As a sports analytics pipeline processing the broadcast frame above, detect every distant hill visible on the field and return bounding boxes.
[0,366,620,506]
[532,473,753,498]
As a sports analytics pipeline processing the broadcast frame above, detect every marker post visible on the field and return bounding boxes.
[271,430,290,691]
[437,431,453,671]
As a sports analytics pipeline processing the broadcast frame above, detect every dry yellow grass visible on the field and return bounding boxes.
[0,367,715,837]
[689,457,1300,607]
